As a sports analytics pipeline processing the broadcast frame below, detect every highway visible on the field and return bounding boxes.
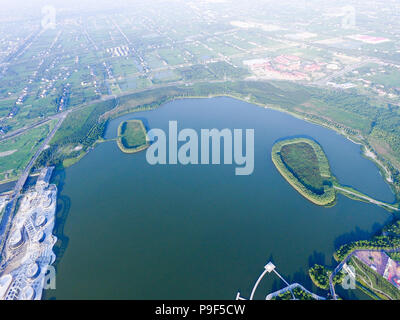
[0,111,68,259]
[0,93,113,142]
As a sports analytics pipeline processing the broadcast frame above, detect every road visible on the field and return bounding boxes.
[0,73,232,143]
[0,111,68,258]
[0,118,53,142]
[0,92,116,142]
[333,186,399,211]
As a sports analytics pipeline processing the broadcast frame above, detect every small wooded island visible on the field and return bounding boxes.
[272,137,399,211]
[271,137,336,206]
[117,119,149,153]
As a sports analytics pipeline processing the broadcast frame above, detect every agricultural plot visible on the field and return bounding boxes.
[109,57,140,78]
[157,48,187,66]
[182,42,218,62]
[207,61,250,80]
[144,51,167,70]
[369,68,400,89]
[206,38,243,56]
[0,99,14,118]
[117,77,152,92]
[178,65,215,82]
[151,70,182,84]
[218,33,259,50]
[234,30,283,48]
[0,121,55,182]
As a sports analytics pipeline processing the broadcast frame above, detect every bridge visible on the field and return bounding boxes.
[265,283,326,300]
[237,261,296,300]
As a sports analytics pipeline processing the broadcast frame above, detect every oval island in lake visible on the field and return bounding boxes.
[271,137,336,206]
[117,119,149,154]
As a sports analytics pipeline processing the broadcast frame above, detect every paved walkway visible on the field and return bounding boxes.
[334,186,399,211]
[265,283,326,300]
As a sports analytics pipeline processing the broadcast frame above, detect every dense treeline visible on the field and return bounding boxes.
[116,120,149,154]
[334,236,400,261]
[309,264,330,289]
[383,220,400,236]
[33,145,64,169]
[271,138,336,206]
[312,90,378,121]
[52,99,116,146]
[308,264,343,290]
[33,99,116,168]
[311,89,400,187]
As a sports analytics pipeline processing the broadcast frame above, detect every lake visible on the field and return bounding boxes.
[45,97,394,299]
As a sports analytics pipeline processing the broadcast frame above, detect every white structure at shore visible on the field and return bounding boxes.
[0,167,57,300]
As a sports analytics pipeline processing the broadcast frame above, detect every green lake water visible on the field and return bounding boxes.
[45,97,395,299]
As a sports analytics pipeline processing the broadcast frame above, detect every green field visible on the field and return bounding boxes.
[271,137,336,206]
[0,121,56,182]
[117,119,148,153]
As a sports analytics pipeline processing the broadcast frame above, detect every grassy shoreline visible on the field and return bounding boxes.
[2,81,399,202]
[116,119,149,154]
[100,88,399,199]
[271,138,336,206]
